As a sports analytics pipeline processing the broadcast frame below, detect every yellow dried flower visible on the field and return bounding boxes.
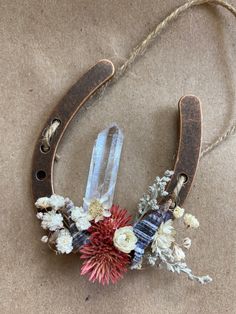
[88,199,111,223]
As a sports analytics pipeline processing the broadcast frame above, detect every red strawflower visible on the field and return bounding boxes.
[80,205,132,285]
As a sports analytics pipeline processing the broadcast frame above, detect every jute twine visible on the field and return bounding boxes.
[43,0,236,160]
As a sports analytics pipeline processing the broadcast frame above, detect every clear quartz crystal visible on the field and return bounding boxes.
[83,124,124,211]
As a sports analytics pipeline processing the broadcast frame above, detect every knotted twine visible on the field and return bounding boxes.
[42,0,236,162]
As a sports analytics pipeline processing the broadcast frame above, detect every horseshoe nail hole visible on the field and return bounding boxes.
[52,118,61,125]
[36,170,47,181]
[179,173,188,184]
[170,202,177,209]
[40,145,50,153]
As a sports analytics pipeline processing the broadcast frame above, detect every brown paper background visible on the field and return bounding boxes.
[1,1,236,313]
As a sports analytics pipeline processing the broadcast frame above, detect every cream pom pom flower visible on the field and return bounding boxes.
[184,213,199,228]
[35,195,65,210]
[36,212,44,219]
[173,206,185,219]
[49,194,65,210]
[56,229,73,254]
[35,197,51,209]
[40,210,64,231]
[71,206,87,221]
[113,226,138,254]
[76,217,91,231]
[70,206,91,231]
[152,220,176,251]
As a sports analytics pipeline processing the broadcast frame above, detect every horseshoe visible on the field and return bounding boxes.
[31,61,202,207]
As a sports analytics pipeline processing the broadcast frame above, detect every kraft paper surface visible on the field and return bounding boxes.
[0,1,236,313]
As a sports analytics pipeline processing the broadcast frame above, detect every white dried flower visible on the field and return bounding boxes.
[35,195,66,210]
[113,226,137,254]
[84,199,111,223]
[184,213,199,229]
[173,206,185,219]
[173,244,185,261]
[36,212,44,219]
[75,218,91,231]
[183,237,192,249]
[71,206,87,221]
[41,210,64,231]
[56,229,73,254]
[49,194,65,210]
[35,197,51,209]
[70,206,91,231]
[152,220,176,251]
[41,235,49,243]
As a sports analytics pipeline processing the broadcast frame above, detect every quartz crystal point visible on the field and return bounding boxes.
[83,124,124,211]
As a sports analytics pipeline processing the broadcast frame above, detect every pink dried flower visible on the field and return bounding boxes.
[80,205,132,285]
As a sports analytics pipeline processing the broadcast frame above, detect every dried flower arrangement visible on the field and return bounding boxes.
[35,169,212,285]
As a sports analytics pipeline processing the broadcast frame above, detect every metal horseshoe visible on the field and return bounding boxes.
[31,61,202,208]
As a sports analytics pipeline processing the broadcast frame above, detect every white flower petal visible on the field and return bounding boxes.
[160,219,176,235]
[151,220,176,251]
[113,226,137,254]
